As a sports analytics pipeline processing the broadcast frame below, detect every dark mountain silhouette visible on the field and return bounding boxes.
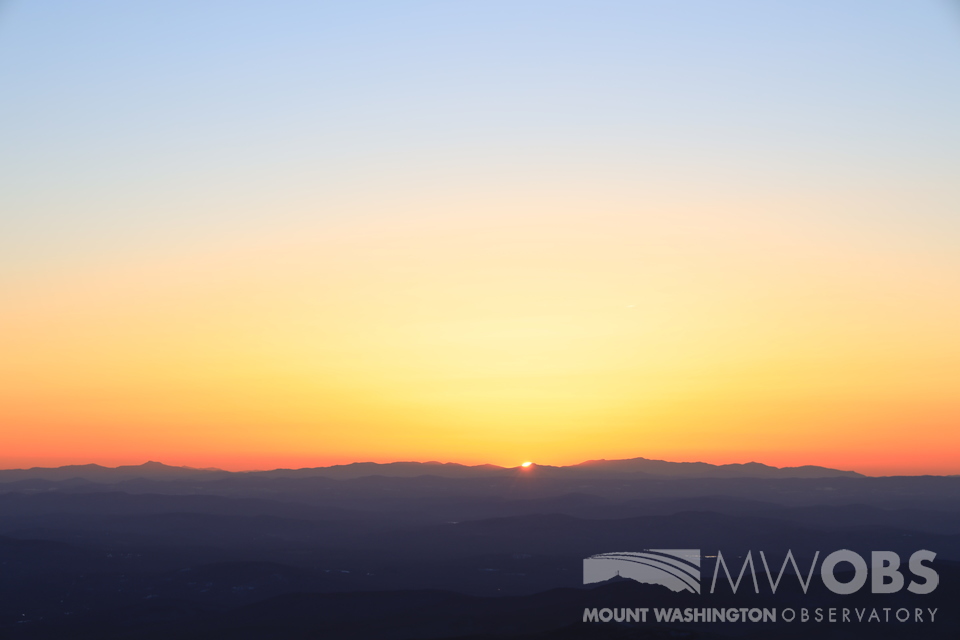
[574,457,863,478]
[256,461,508,480]
[0,456,862,483]
[0,460,956,639]
[0,461,228,483]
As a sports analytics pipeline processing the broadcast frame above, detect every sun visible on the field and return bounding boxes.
[521,461,533,468]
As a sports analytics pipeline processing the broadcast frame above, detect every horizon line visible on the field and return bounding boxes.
[0,456,920,477]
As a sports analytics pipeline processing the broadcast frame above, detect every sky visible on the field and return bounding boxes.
[1,1,959,475]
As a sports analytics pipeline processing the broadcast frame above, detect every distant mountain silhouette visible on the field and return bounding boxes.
[255,460,507,480]
[0,461,228,483]
[0,457,863,483]
[573,457,863,478]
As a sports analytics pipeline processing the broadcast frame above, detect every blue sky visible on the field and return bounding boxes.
[2,0,959,278]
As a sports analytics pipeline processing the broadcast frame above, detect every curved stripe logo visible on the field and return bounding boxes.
[583,549,701,593]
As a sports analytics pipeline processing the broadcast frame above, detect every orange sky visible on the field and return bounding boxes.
[2,190,959,476]
[2,3,959,476]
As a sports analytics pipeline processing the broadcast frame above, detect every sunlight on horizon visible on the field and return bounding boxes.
[1,1,959,476]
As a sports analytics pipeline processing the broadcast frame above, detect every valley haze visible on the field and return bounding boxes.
[2,456,958,639]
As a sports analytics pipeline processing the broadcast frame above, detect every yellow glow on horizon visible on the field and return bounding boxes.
[2,194,959,476]
[521,461,533,468]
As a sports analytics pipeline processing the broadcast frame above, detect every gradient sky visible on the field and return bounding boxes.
[2,1,959,475]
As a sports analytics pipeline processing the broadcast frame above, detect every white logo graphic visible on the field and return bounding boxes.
[583,549,701,593]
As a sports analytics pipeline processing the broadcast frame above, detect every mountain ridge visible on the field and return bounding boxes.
[0,457,864,482]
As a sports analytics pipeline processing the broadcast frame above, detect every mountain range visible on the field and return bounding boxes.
[1,456,956,639]
[0,456,863,483]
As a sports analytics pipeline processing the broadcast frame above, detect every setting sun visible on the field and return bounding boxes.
[2,3,959,638]
[1,2,958,479]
